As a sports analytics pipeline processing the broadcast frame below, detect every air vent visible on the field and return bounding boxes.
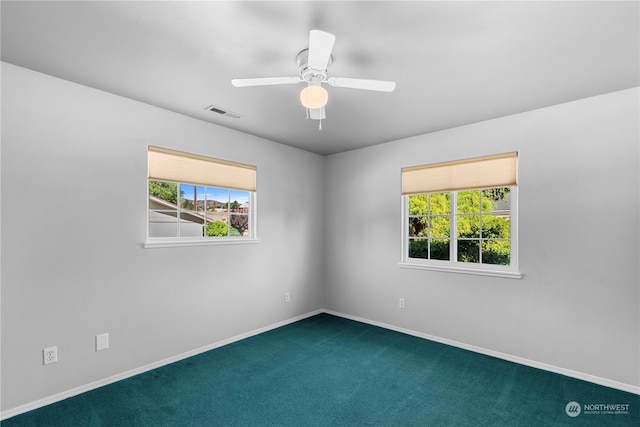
[204,105,243,119]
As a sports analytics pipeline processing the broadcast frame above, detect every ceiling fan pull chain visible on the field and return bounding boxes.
[319,117,322,131]
[305,108,310,119]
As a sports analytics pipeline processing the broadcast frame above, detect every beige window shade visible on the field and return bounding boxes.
[148,146,256,192]
[402,152,517,195]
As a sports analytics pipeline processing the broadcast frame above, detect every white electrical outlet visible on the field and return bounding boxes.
[96,333,109,351]
[43,346,58,365]
[399,298,405,309]
[285,292,290,303]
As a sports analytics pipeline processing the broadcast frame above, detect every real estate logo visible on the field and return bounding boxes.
[565,401,581,417]
[565,401,631,417]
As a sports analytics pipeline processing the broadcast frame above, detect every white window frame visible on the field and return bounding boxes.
[145,185,258,248]
[399,187,521,279]
[144,146,259,248]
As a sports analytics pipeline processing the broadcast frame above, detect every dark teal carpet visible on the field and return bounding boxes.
[3,313,638,426]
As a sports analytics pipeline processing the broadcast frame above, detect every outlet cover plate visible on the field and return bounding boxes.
[96,333,109,351]
[43,346,58,365]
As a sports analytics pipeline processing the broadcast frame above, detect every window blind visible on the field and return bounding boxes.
[402,152,517,195]
[148,146,256,192]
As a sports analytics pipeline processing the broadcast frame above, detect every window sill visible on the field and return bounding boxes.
[398,262,522,279]
[144,238,260,249]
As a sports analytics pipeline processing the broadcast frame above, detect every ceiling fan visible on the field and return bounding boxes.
[231,30,396,129]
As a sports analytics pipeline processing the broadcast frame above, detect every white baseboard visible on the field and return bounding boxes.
[322,309,640,395]
[3,307,637,421]
[0,309,323,421]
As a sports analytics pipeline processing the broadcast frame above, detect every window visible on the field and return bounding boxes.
[145,146,257,248]
[400,152,520,278]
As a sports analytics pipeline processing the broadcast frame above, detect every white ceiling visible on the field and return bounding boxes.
[2,1,638,155]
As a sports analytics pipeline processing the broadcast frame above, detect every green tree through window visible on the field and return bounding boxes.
[149,181,180,204]
[408,188,511,265]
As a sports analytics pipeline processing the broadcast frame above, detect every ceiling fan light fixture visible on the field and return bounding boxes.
[231,29,396,120]
[300,85,328,109]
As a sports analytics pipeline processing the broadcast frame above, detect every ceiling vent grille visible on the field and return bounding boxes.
[204,105,243,119]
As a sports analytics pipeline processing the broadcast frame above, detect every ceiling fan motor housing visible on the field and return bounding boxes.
[297,49,332,84]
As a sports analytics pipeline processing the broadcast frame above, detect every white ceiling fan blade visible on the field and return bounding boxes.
[309,107,326,120]
[231,76,301,87]
[327,77,396,92]
[308,30,336,71]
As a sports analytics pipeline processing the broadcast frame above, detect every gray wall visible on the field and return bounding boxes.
[323,87,640,389]
[1,62,325,411]
[2,61,638,413]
